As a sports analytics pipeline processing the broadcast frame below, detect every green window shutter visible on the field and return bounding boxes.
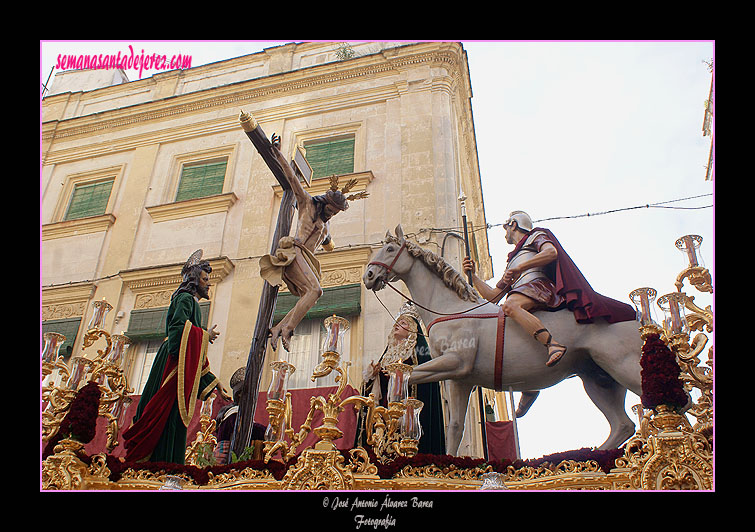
[125,301,210,341]
[125,307,168,341]
[64,179,114,221]
[42,318,82,357]
[304,137,355,179]
[273,283,361,323]
[175,160,227,202]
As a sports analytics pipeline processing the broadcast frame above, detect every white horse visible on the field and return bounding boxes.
[363,225,643,457]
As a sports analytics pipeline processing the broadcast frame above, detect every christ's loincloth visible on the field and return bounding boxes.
[259,236,322,297]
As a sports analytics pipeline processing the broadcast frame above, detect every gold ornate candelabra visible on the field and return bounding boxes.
[622,234,713,490]
[260,315,423,489]
[361,362,422,463]
[42,298,134,454]
[185,392,218,466]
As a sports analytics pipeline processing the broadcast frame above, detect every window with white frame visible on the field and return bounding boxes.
[271,283,360,389]
[127,338,162,395]
[282,318,351,390]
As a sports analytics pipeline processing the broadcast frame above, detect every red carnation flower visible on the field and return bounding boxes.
[640,334,687,410]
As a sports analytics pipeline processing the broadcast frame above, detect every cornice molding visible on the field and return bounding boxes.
[316,245,373,271]
[42,214,116,241]
[41,282,96,303]
[119,256,234,292]
[146,192,238,223]
[42,45,466,144]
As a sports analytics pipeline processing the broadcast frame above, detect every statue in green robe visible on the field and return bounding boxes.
[123,250,230,464]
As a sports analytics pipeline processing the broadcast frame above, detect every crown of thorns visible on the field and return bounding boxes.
[328,175,369,201]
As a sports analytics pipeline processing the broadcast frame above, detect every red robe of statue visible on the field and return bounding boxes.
[122,320,213,462]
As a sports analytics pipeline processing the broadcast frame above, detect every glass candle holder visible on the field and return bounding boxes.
[106,334,131,368]
[87,299,113,330]
[675,235,704,269]
[42,332,66,363]
[267,361,295,402]
[264,415,287,443]
[400,398,424,440]
[631,404,645,427]
[629,287,659,326]
[385,362,412,404]
[657,292,689,335]
[110,397,131,429]
[321,315,350,357]
[201,392,216,418]
[65,356,90,390]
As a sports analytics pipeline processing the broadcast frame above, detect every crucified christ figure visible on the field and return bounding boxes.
[259,135,368,352]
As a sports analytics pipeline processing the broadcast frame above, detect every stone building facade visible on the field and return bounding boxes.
[41,42,494,456]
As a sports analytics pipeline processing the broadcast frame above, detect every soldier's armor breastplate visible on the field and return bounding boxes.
[507,231,548,289]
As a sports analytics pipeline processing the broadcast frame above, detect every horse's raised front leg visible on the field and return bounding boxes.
[409,327,478,385]
[445,380,474,457]
[409,353,469,385]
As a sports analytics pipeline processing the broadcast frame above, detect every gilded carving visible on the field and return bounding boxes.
[207,468,276,487]
[620,404,713,491]
[281,449,354,490]
[42,439,89,490]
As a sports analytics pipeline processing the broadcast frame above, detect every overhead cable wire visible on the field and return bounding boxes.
[40,194,712,290]
[488,193,713,228]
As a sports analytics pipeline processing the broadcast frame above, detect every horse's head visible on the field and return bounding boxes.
[363,224,414,291]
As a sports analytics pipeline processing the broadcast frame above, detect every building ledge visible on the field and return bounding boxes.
[120,256,234,292]
[146,192,237,223]
[42,214,116,241]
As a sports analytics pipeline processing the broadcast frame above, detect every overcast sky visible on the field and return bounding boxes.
[40,40,715,460]
[462,41,714,459]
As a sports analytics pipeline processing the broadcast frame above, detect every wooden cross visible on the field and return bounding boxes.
[229,111,308,460]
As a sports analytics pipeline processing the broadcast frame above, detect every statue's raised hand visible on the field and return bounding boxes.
[270,133,281,149]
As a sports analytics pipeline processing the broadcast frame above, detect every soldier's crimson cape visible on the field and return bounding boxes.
[509,227,637,324]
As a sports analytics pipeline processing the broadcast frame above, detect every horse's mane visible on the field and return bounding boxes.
[386,235,481,303]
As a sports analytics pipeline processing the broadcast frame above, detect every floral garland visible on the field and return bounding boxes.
[523,447,624,474]
[82,447,623,486]
[102,456,290,485]
[639,333,687,411]
[43,381,101,460]
[357,446,623,479]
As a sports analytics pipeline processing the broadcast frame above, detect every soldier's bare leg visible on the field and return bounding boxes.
[502,293,567,366]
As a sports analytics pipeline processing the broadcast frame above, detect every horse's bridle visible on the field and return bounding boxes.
[368,239,492,317]
[367,240,407,278]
